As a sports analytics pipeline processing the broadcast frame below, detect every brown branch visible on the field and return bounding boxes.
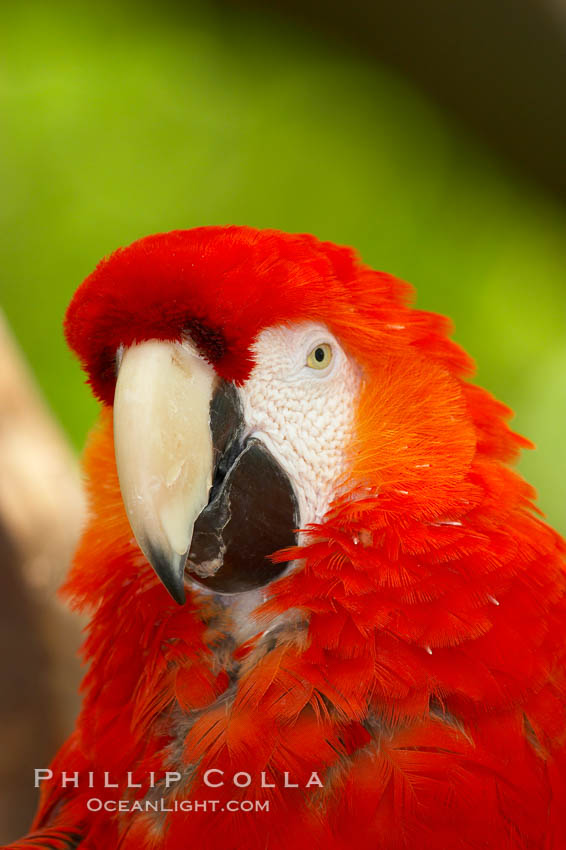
[0,312,86,843]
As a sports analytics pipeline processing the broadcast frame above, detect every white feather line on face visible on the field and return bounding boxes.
[197,322,362,646]
[239,322,362,528]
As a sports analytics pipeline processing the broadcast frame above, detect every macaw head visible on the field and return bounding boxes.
[65,226,523,606]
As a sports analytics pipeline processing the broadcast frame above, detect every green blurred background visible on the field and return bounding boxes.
[1,0,565,532]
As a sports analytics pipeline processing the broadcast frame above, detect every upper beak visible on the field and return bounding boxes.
[113,340,216,604]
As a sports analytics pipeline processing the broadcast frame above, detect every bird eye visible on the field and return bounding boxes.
[306,343,333,370]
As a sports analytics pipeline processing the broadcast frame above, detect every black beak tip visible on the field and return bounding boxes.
[163,577,187,606]
[145,544,187,605]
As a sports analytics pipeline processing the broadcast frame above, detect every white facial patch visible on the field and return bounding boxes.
[239,322,363,528]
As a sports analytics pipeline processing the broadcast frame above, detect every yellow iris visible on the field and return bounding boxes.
[306,343,333,370]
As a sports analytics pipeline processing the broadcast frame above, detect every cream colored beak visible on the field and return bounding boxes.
[113,339,216,603]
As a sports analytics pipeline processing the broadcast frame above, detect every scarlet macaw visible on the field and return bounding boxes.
[7,226,566,849]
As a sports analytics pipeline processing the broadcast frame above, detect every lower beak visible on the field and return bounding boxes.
[113,340,215,604]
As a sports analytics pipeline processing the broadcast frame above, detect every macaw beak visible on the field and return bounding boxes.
[113,339,298,605]
[113,340,215,604]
